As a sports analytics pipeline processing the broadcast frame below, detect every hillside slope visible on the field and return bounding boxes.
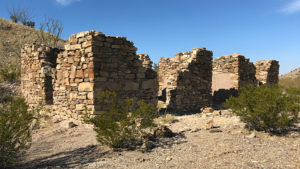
[0,17,65,100]
[0,17,65,68]
[279,68,300,87]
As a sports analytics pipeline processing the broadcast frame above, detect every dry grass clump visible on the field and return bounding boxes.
[156,114,179,124]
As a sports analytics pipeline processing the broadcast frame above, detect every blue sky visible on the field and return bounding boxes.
[0,0,300,75]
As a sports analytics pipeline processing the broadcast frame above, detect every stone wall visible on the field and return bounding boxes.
[212,53,257,106]
[254,60,279,85]
[21,31,157,123]
[21,30,280,120]
[21,44,59,107]
[158,48,212,113]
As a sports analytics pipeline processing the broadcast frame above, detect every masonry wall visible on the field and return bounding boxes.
[158,48,212,113]
[254,60,279,85]
[52,31,157,121]
[21,44,58,107]
[212,53,257,105]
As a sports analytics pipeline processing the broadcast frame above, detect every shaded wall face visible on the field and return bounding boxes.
[255,60,279,85]
[21,44,58,107]
[92,36,158,113]
[238,57,258,88]
[158,48,212,113]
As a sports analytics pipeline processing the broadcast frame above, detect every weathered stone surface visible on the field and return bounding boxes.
[78,82,94,92]
[158,48,213,113]
[254,60,279,85]
[22,30,157,124]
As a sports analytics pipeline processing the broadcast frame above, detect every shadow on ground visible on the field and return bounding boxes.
[23,145,109,169]
[22,132,187,168]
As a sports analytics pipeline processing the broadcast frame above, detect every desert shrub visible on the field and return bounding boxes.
[225,85,299,133]
[84,91,157,149]
[0,97,34,168]
[23,21,35,28]
[0,64,20,83]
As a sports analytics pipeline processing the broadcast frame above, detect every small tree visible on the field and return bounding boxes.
[225,85,299,133]
[0,97,35,168]
[84,91,157,149]
[7,6,33,25]
[39,16,63,48]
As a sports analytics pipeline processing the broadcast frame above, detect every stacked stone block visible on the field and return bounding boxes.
[21,44,58,107]
[158,48,213,113]
[52,31,157,121]
[212,53,257,90]
[254,60,279,85]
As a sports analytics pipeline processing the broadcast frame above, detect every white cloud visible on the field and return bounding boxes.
[282,0,300,14]
[56,0,80,5]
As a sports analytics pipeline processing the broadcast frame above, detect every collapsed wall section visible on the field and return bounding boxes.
[21,44,58,107]
[158,48,212,113]
[254,60,279,85]
[212,53,257,105]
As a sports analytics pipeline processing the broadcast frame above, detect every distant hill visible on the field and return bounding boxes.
[279,68,300,88]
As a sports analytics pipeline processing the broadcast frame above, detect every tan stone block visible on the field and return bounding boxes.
[70,65,76,79]
[76,104,85,111]
[76,69,84,78]
[87,92,93,100]
[78,82,94,91]
[70,44,81,50]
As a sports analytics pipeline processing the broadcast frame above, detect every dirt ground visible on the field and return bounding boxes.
[22,111,300,169]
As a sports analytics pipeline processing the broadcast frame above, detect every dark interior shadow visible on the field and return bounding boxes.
[212,88,238,109]
[22,145,109,169]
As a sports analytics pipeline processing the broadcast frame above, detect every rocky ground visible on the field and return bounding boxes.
[22,110,300,169]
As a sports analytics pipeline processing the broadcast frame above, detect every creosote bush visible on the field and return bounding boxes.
[0,97,34,169]
[84,91,157,149]
[225,85,299,133]
[0,64,20,83]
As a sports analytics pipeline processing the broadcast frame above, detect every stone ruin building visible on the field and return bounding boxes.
[21,30,280,123]
[21,31,157,123]
[157,48,213,113]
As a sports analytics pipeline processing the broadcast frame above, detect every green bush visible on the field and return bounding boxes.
[0,97,34,168]
[84,91,157,149]
[0,64,20,83]
[225,85,299,133]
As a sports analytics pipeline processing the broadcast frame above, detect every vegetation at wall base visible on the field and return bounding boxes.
[225,85,299,133]
[84,91,158,149]
[0,97,34,169]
